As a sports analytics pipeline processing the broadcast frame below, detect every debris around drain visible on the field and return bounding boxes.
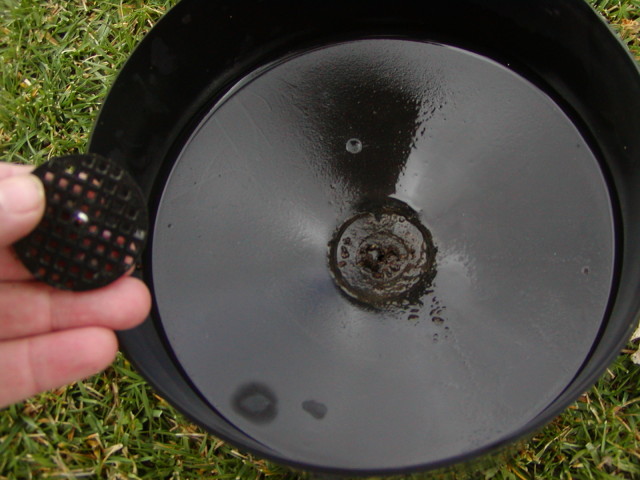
[328,199,436,307]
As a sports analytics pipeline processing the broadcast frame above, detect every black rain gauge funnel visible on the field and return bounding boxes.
[89,0,640,475]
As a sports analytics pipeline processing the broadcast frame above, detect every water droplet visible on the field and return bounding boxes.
[302,400,328,420]
[432,316,444,325]
[232,383,277,424]
[433,333,439,343]
[408,314,419,321]
[346,138,363,154]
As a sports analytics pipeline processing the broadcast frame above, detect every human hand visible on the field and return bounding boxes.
[0,162,151,408]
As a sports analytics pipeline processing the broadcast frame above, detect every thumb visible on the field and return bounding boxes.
[0,174,45,247]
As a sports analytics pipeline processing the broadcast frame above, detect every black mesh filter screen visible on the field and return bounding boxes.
[14,154,148,291]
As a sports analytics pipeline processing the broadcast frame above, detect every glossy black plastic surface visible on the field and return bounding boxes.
[90,0,640,474]
[153,39,614,469]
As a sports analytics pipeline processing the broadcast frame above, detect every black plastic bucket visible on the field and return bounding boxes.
[90,0,640,474]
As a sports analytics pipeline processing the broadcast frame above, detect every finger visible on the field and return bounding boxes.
[0,247,33,281]
[0,163,34,180]
[0,327,117,408]
[0,248,143,282]
[0,173,45,247]
[0,276,151,341]
[0,247,141,283]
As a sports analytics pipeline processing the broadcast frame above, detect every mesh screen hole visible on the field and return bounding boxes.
[111,167,123,180]
[111,199,124,214]
[118,187,131,201]
[105,216,118,229]
[126,206,138,220]
[104,179,117,194]
[97,160,109,173]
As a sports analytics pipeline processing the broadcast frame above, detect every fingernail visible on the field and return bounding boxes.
[0,175,45,214]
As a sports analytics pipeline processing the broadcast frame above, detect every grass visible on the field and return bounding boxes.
[1,1,639,479]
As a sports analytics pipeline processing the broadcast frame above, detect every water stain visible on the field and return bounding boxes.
[302,400,328,420]
[232,383,278,424]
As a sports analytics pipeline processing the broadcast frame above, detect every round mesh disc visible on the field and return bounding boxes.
[14,154,148,291]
